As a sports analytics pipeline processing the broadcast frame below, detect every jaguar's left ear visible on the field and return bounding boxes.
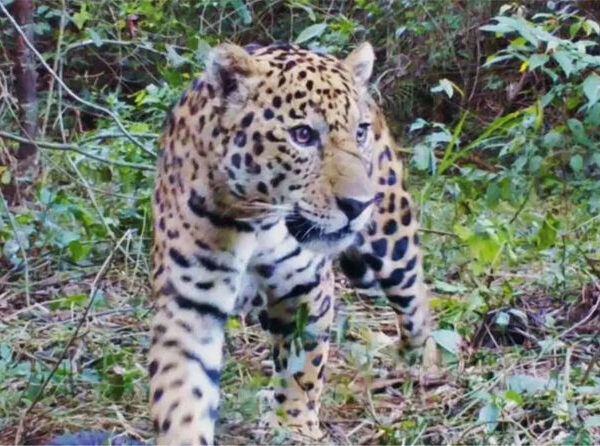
[207,43,260,99]
[344,42,375,87]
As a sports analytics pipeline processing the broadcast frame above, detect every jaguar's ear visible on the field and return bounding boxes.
[344,42,375,87]
[207,43,259,98]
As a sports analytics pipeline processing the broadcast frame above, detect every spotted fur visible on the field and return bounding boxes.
[150,42,430,445]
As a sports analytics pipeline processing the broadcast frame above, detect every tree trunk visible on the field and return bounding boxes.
[13,0,38,165]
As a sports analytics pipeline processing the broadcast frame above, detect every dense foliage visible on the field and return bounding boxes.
[0,1,599,444]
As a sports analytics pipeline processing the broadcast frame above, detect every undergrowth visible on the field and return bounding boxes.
[0,1,599,445]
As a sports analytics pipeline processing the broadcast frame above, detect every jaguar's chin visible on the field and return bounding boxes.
[285,213,358,255]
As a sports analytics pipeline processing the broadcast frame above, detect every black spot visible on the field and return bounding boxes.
[363,253,383,271]
[275,246,301,263]
[339,251,367,279]
[392,236,409,261]
[199,436,208,446]
[388,294,414,308]
[241,112,254,127]
[275,393,287,403]
[181,414,193,424]
[388,168,397,185]
[287,408,301,417]
[272,96,282,108]
[401,196,409,209]
[257,182,268,194]
[192,387,203,398]
[149,360,159,377]
[153,388,164,402]
[163,339,179,348]
[383,219,398,235]
[169,248,190,267]
[182,350,221,384]
[231,153,241,169]
[195,281,214,290]
[251,294,263,306]
[234,131,247,147]
[197,255,236,272]
[371,238,387,257]
[307,400,316,410]
[405,255,417,271]
[402,274,417,290]
[263,108,274,120]
[256,264,275,278]
[311,354,323,367]
[175,295,228,322]
[402,210,412,226]
[380,268,405,288]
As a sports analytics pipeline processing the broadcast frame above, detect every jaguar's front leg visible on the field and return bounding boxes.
[258,252,334,440]
[150,234,254,445]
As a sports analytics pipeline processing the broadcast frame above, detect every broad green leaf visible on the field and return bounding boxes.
[494,311,510,327]
[431,329,461,355]
[231,0,252,25]
[582,73,600,107]
[86,29,103,47]
[68,240,92,262]
[72,3,90,30]
[503,389,523,405]
[508,374,556,394]
[166,45,188,68]
[553,51,574,77]
[431,78,454,98]
[569,154,583,172]
[478,403,499,433]
[584,415,600,428]
[295,23,328,44]
[528,54,548,71]
[413,143,431,171]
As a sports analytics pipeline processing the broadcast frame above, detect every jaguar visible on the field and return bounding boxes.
[150,41,431,445]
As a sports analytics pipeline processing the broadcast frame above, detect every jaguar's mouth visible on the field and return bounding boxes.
[285,211,356,254]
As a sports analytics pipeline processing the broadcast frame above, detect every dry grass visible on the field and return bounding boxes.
[1,251,598,445]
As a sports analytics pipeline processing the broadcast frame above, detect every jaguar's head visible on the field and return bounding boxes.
[207,42,376,253]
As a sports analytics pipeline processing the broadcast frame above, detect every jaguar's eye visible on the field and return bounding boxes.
[290,125,319,147]
[357,123,371,146]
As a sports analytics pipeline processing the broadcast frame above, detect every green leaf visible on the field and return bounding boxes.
[295,23,328,44]
[68,240,92,262]
[569,154,583,172]
[485,181,500,207]
[553,51,574,77]
[478,403,499,433]
[508,374,556,394]
[431,78,454,98]
[528,54,548,71]
[231,0,252,25]
[582,73,600,107]
[431,329,461,355]
[86,28,103,47]
[72,3,90,30]
[584,415,600,428]
[165,45,188,68]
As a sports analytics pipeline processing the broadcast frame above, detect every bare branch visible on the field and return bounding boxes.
[0,131,155,171]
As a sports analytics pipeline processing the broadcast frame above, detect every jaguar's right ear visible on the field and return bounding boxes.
[207,43,259,99]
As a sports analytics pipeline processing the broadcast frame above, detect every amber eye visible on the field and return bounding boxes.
[290,125,319,147]
[357,123,371,146]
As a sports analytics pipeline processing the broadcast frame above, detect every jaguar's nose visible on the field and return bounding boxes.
[335,196,373,221]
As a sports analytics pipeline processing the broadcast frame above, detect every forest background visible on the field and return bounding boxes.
[0,0,599,444]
